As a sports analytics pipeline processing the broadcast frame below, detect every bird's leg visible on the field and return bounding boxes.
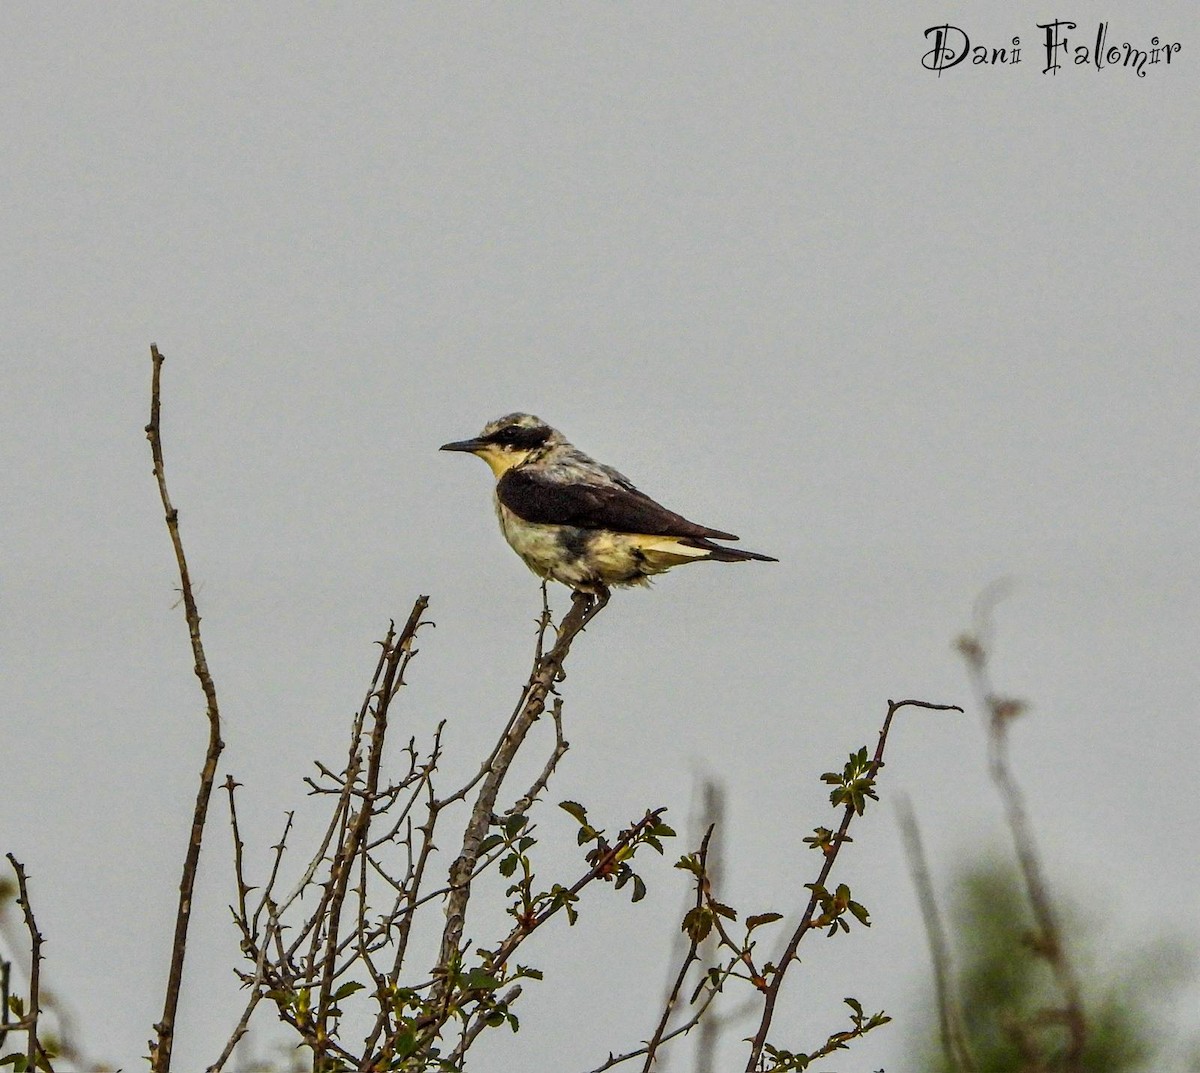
[535,580,553,661]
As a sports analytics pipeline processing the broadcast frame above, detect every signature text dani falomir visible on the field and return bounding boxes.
[922,20,1181,76]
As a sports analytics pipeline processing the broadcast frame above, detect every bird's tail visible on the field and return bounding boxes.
[681,538,778,563]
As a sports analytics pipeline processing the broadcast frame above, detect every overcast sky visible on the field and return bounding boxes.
[3,4,1199,1071]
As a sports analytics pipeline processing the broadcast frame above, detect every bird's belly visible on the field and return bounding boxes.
[495,501,671,592]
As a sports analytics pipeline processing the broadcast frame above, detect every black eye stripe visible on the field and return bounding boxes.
[489,426,550,449]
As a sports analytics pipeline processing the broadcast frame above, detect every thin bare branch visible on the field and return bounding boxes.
[435,593,559,812]
[144,343,226,1073]
[313,598,429,1064]
[506,697,569,819]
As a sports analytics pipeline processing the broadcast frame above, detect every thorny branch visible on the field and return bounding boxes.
[145,343,226,1073]
[589,697,960,1073]
[311,598,430,1065]
[429,590,602,1016]
[506,697,569,820]
[4,855,51,1073]
[641,827,714,1072]
[744,698,963,1071]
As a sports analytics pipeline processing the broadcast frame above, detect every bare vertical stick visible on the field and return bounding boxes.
[896,795,977,1073]
[144,343,226,1073]
[958,590,1087,1071]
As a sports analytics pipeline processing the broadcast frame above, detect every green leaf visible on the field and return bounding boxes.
[631,874,647,902]
[462,968,501,991]
[391,987,421,1013]
[712,900,738,921]
[746,912,783,930]
[559,800,588,824]
[393,1028,419,1059]
[0,1055,28,1072]
[504,813,527,838]
[683,905,713,943]
[549,883,580,925]
[479,833,504,854]
[499,853,519,878]
[332,980,365,1001]
[844,996,864,1017]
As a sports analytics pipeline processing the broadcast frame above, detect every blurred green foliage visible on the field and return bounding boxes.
[914,856,1197,1073]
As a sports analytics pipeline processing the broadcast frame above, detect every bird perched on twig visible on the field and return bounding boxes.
[441,413,776,614]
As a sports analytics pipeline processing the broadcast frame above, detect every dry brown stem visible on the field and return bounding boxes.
[144,344,226,1073]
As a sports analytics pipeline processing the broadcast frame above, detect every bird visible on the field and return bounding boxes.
[440,413,776,613]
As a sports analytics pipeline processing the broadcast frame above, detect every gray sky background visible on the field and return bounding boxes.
[4,4,1199,1071]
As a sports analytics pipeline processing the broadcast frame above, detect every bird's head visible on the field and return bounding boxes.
[440,413,563,477]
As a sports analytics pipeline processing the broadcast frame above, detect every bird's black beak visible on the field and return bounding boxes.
[439,437,488,454]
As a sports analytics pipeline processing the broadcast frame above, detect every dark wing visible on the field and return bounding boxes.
[498,467,738,541]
